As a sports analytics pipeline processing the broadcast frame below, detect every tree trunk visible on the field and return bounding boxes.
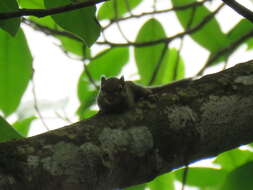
[1,60,253,190]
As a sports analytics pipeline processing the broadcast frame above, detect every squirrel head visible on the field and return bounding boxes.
[101,76,125,94]
[98,76,134,112]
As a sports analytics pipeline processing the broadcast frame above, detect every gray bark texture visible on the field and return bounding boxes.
[1,60,253,190]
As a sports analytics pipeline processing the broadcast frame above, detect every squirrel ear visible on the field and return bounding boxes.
[120,76,125,82]
[101,76,106,84]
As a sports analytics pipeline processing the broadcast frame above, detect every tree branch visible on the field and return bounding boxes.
[197,29,253,75]
[22,1,221,50]
[0,0,108,20]
[22,18,82,41]
[221,0,253,23]
[1,60,253,189]
[97,4,224,47]
[103,0,208,30]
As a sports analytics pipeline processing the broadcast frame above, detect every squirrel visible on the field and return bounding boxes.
[97,76,191,113]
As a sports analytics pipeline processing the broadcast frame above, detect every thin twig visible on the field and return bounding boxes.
[221,0,253,23]
[55,111,72,123]
[115,22,131,42]
[181,166,189,190]
[23,18,113,62]
[148,0,200,85]
[222,59,229,70]
[22,1,215,48]
[101,28,110,45]
[83,63,99,90]
[97,4,224,47]
[173,39,184,80]
[152,0,157,12]
[123,0,133,16]
[148,43,168,85]
[0,0,108,20]
[174,7,196,80]
[22,18,82,41]
[197,29,253,76]
[103,0,209,29]
[113,0,131,42]
[31,74,50,131]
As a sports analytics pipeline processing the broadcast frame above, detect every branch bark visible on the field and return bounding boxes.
[1,60,253,190]
[0,0,108,20]
[221,0,253,23]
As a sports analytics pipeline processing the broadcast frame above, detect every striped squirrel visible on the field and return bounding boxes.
[97,76,191,113]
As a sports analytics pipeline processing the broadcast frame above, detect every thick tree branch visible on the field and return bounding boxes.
[1,60,253,189]
[0,0,108,20]
[221,0,253,23]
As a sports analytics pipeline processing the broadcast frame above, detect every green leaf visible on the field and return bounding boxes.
[227,19,253,51]
[29,16,57,29]
[17,0,44,8]
[28,16,86,56]
[214,149,253,171]
[0,0,20,36]
[148,173,175,190]
[81,109,97,119]
[0,116,23,142]
[0,29,33,116]
[134,18,169,85]
[246,38,253,50]
[227,20,253,42]
[44,0,100,47]
[174,167,227,188]
[221,161,253,190]
[152,48,185,85]
[171,0,229,53]
[77,47,129,118]
[98,0,142,20]
[207,19,253,66]
[13,116,36,137]
[84,47,129,79]
[58,35,85,56]
[125,183,146,190]
[77,90,98,120]
[207,19,253,64]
